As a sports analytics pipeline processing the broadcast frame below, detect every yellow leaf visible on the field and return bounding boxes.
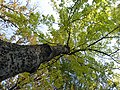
[0,0,4,4]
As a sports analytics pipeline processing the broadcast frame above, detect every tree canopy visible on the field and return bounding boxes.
[0,0,120,89]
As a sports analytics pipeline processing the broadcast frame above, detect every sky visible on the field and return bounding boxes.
[4,0,120,35]
[28,0,93,34]
[30,0,92,15]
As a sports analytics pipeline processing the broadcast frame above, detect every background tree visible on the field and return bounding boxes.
[0,0,120,89]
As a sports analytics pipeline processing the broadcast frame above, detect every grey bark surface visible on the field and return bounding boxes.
[0,39,70,81]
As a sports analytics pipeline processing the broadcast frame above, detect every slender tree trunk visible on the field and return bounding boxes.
[0,39,70,81]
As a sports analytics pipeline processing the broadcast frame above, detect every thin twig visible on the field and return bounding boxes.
[110,49,120,55]
[0,15,18,27]
[66,29,71,47]
[33,31,57,44]
[2,5,15,12]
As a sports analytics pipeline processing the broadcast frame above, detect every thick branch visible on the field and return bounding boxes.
[69,26,120,55]
[69,48,120,64]
[87,26,120,47]
[0,39,70,81]
[69,48,110,56]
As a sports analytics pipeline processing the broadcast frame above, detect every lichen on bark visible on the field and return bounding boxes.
[0,39,70,81]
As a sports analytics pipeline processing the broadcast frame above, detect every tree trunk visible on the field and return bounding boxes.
[0,39,70,81]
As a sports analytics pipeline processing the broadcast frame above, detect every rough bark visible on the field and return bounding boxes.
[0,39,70,81]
